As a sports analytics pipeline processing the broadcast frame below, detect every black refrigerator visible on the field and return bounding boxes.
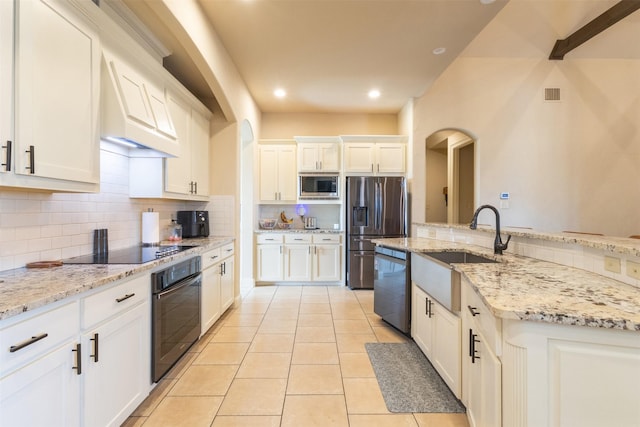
[345,176,407,289]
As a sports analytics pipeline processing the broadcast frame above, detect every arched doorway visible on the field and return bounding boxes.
[425,129,475,224]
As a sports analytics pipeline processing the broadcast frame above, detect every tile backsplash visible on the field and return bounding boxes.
[0,149,234,271]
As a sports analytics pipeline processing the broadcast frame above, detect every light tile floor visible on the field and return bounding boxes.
[122,285,469,427]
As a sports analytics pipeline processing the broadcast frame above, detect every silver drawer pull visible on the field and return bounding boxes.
[116,293,135,303]
[9,333,49,353]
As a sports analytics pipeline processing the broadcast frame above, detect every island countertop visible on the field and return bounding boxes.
[372,237,640,332]
[0,237,234,322]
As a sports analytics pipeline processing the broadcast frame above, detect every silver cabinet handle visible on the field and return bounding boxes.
[9,333,48,353]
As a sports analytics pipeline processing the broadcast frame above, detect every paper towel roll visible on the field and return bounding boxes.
[141,212,160,245]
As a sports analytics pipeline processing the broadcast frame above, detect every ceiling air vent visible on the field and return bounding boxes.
[545,88,561,101]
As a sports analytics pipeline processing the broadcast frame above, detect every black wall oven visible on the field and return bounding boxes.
[151,256,201,382]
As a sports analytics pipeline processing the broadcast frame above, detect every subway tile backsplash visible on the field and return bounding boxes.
[0,149,233,271]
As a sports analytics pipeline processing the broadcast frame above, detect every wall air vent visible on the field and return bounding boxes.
[545,88,561,101]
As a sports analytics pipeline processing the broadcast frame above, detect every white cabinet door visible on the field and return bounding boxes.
[146,86,176,139]
[411,284,431,355]
[83,302,150,427]
[165,93,192,195]
[0,342,81,427]
[298,143,340,172]
[313,244,341,281]
[0,0,11,175]
[284,244,312,281]
[344,143,376,174]
[201,264,222,335]
[432,302,461,397]
[256,244,283,281]
[259,145,297,202]
[220,257,235,312]
[191,109,210,196]
[110,60,155,128]
[464,327,501,427]
[14,0,100,184]
[376,143,406,174]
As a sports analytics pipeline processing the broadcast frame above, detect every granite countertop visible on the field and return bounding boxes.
[0,237,234,322]
[414,222,640,258]
[255,228,343,234]
[373,237,640,332]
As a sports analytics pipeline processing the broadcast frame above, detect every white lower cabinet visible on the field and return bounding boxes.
[0,301,81,427]
[201,243,235,336]
[411,283,461,398]
[256,233,342,283]
[461,278,502,427]
[0,274,151,427]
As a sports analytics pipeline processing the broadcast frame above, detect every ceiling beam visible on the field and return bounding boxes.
[549,0,640,60]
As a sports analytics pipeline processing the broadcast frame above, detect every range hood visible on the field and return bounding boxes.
[101,49,180,158]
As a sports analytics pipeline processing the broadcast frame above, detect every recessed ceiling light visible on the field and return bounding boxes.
[479,0,496,4]
[368,89,381,99]
[432,47,446,55]
[274,88,286,98]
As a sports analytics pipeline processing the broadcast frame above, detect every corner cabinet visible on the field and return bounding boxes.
[295,136,341,172]
[258,142,297,202]
[1,0,101,192]
[164,91,210,199]
[342,135,407,176]
[128,89,212,201]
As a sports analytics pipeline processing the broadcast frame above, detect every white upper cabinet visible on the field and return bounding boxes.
[259,142,297,202]
[164,91,210,199]
[295,136,341,172]
[342,135,407,176]
[0,0,12,176]
[3,0,101,191]
[129,89,211,201]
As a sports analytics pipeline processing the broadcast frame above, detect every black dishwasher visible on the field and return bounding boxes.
[373,246,411,334]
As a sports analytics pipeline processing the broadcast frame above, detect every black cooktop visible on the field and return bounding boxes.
[63,245,196,265]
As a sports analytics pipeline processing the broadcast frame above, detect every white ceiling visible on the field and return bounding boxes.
[121,0,640,115]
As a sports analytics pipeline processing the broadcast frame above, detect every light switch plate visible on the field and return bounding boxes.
[604,256,621,274]
[627,260,640,280]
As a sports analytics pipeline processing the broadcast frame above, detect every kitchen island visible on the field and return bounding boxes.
[374,233,640,427]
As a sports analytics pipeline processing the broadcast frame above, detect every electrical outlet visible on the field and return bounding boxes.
[627,260,640,280]
[604,256,621,274]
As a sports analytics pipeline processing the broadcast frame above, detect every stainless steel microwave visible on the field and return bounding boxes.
[299,174,340,199]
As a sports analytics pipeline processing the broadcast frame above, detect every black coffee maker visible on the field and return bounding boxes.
[176,211,210,238]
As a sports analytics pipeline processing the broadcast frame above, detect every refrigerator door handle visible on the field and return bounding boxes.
[374,180,382,231]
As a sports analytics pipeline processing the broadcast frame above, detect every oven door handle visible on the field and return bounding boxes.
[156,274,201,299]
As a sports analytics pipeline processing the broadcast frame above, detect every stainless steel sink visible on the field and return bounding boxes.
[411,251,497,313]
[423,251,497,265]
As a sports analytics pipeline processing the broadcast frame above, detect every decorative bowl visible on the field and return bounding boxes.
[259,219,277,229]
[278,222,293,229]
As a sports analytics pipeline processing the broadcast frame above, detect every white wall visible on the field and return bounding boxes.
[411,5,640,237]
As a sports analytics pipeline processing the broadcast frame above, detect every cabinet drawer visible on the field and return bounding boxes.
[256,233,284,244]
[0,300,79,375]
[312,234,341,244]
[463,282,501,353]
[220,242,234,258]
[202,247,222,270]
[284,234,312,244]
[82,274,149,329]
